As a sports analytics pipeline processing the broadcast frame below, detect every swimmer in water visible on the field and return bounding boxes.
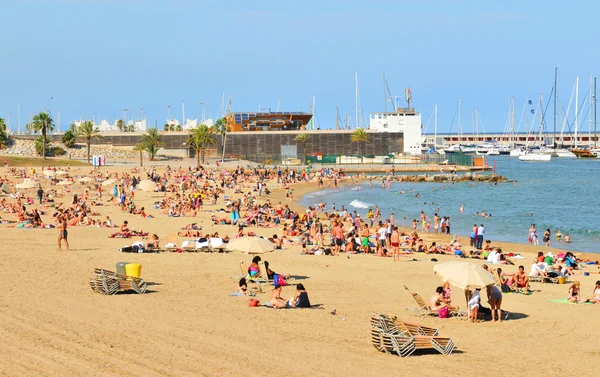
[401,190,405,194]
[564,233,570,243]
[460,205,464,213]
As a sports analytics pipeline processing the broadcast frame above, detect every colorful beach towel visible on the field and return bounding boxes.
[548,298,593,305]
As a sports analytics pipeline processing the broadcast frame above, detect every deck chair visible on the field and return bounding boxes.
[164,234,178,252]
[396,319,439,337]
[406,292,465,318]
[370,313,455,356]
[90,268,148,295]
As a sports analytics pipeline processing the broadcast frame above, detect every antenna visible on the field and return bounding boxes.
[182,101,185,129]
[355,71,359,128]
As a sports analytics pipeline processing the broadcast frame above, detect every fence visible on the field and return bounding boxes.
[243,153,475,168]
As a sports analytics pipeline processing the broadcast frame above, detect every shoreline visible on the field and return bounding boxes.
[285,178,600,262]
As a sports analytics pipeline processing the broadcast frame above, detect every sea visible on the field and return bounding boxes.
[301,156,600,253]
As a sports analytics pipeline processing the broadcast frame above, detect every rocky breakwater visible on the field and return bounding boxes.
[396,172,509,183]
[1,139,147,159]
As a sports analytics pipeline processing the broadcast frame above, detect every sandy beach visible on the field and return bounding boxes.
[0,163,598,377]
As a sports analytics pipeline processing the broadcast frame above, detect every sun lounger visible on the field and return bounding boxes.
[89,268,147,295]
[406,292,465,318]
[164,234,178,252]
[370,313,456,356]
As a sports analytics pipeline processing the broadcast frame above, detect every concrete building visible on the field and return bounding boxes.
[369,107,422,155]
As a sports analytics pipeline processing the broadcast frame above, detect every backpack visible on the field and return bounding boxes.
[274,274,286,287]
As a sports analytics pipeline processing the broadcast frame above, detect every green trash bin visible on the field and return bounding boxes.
[116,262,130,275]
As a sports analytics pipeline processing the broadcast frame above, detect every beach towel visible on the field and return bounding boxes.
[548,298,593,305]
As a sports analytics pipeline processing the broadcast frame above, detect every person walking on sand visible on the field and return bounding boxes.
[57,214,70,251]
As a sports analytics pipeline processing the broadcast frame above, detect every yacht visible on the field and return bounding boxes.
[554,149,577,158]
[519,151,552,162]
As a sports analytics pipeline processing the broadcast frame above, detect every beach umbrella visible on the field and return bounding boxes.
[433,261,495,290]
[16,181,38,189]
[57,181,73,186]
[42,170,56,177]
[102,178,116,186]
[78,177,95,183]
[226,236,275,254]
[55,171,68,176]
[137,179,157,192]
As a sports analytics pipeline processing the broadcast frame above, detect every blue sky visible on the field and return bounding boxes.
[1,0,598,134]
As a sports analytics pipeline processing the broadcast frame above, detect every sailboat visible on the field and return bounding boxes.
[519,94,552,162]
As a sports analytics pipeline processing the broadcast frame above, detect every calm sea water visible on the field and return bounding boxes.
[302,156,600,253]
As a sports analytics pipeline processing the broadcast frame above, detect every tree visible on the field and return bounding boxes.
[0,118,8,149]
[187,124,214,165]
[175,124,182,132]
[139,128,165,161]
[116,119,124,132]
[133,143,145,167]
[351,128,368,163]
[34,135,51,156]
[61,129,76,148]
[32,112,55,159]
[294,133,310,164]
[163,123,170,132]
[213,118,231,162]
[77,121,101,164]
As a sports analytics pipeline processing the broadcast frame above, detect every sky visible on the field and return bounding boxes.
[1,0,599,135]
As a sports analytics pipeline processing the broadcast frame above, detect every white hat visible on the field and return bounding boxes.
[546,252,554,257]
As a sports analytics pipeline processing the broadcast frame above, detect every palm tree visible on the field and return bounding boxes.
[139,128,165,161]
[32,112,55,159]
[213,118,231,162]
[0,118,8,149]
[77,121,101,164]
[187,124,215,165]
[133,143,145,167]
[351,128,368,163]
[294,133,310,164]
[116,119,124,132]
[61,129,76,148]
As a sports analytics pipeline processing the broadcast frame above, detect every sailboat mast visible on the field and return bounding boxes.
[382,69,387,112]
[554,67,558,147]
[458,97,462,142]
[539,94,544,146]
[575,76,579,148]
[434,104,438,149]
[510,98,515,149]
[595,77,597,148]
[335,107,339,130]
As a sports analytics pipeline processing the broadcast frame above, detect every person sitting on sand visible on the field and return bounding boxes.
[147,234,160,249]
[287,284,311,308]
[120,221,130,233]
[237,278,250,296]
[568,282,587,303]
[513,265,530,293]
[269,285,288,309]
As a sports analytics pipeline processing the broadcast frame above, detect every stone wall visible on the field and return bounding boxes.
[0,139,148,159]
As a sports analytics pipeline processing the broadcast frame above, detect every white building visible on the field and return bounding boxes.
[369,107,422,155]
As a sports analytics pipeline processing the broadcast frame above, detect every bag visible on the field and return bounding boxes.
[248,298,260,307]
[438,307,449,318]
[274,274,286,287]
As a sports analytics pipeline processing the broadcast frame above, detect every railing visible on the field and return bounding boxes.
[242,153,474,168]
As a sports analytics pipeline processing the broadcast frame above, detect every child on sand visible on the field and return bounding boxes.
[468,288,481,322]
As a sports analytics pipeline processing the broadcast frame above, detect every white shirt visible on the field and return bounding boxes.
[477,226,485,235]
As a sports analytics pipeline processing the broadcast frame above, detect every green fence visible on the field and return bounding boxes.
[243,153,474,168]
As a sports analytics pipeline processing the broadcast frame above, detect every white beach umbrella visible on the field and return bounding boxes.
[226,236,275,254]
[433,261,495,290]
[16,181,38,189]
[78,177,95,183]
[137,179,157,192]
[57,181,73,186]
[102,178,116,186]
[55,171,68,176]
[42,170,56,177]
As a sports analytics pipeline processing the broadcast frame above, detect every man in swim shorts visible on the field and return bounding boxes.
[57,214,70,251]
[513,265,529,293]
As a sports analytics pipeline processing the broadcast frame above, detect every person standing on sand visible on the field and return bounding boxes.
[391,227,400,261]
[57,214,70,251]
